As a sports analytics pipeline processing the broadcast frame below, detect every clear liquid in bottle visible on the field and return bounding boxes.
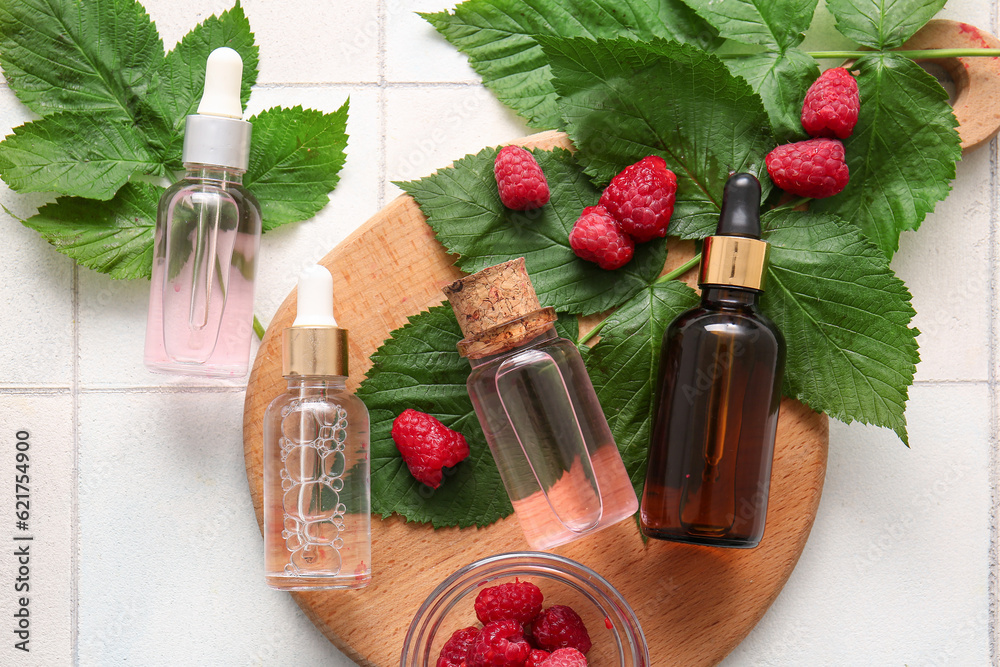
[263,379,371,589]
[445,258,637,551]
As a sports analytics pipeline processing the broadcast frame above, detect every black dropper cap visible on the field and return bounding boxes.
[716,173,762,239]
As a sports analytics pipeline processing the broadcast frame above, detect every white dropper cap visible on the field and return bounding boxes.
[283,265,348,377]
[197,47,244,119]
[293,265,339,327]
[181,47,252,170]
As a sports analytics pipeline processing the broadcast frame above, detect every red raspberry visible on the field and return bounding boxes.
[568,205,634,270]
[765,138,849,199]
[525,649,551,667]
[530,605,592,655]
[495,145,550,210]
[438,627,480,667]
[801,67,859,139]
[598,156,677,242]
[475,580,544,625]
[391,409,470,489]
[466,619,531,666]
[539,648,588,667]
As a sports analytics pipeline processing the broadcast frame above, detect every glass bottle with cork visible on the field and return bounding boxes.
[444,258,637,550]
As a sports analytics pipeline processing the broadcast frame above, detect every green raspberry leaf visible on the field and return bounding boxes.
[0,1,260,198]
[554,311,579,343]
[141,2,259,169]
[357,305,512,528]
[18,182,161,280]
[681,0,819,49]
[810,53,960,258]
[397,146,667,316]
[0,2,348,279]
[244,103,350,231]
[725,48,819,143]
[540,36,774,240]
[0,0,164,118]
[586,281,700,495]
[421,0,721,130]
[760,209,919,445]
[0,112,164,200]
[826,0,945,50]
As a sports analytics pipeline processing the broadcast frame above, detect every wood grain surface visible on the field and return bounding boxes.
[901,20,1000,153]
[243,130,829,666]
[241,20,1000,659]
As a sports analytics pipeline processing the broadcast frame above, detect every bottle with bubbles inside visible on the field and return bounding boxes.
[263,265,371,590]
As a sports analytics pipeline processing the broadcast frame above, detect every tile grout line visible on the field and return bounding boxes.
[0,386,246,393]
[77,386,248,394]
[1,379,994,394]
[912,379,990,386]
[70,264,79,666]
[256,80,482,89]
[991,7,998,663]
[990,139,999,665]
[0,387,72,394]
[376,0,388,211]
[0,378,989,394]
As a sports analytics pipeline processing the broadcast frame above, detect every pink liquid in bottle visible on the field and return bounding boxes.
[445,258,637,551]
[144,166,261,377]
[467,331,638,549]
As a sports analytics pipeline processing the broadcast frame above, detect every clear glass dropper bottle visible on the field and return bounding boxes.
[640,173,785,548]
[263,265,371,590]
[144,47,262,377]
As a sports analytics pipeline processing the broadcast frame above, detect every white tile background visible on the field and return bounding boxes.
[0,0,996,665]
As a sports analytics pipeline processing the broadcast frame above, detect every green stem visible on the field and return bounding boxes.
[656,253,702,284]
[807,48,1000,59]
[577,253,703,347]
[578,318,608,347]
[771,196,811,212]
[253,315,266,341]
[719,48,1000,60]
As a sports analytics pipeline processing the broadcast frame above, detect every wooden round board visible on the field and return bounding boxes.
[899,19,1000,153]
[242,21,1000,660]
[243,129,829,666]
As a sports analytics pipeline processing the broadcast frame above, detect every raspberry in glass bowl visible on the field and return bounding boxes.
[400,552,649,666]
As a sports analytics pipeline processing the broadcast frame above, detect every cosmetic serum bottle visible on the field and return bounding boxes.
[144,47,262,377]
[443,258,638,551]
[640,173,785,548]
[263,265,371,590]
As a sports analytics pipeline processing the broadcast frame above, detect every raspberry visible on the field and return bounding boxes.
[475,580,544,625]
[765,138,849,199]
[525,649,551,667]
[530,605,592,655]
[438,627,480,667]
[391,409,470,489]
[466,619,531,666]
[568,205,634,270]
[598,156,677,242]
[539,648,588,667]
[801,67,859,139]
[495,145,550,210]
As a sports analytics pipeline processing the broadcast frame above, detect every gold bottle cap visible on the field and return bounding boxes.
[282,327,348,376]
[699,235,770,291]
[699,173,770,291]
[282,265,349,377]
[442,257,556,359]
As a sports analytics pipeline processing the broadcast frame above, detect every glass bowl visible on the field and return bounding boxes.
[400,551,649,666]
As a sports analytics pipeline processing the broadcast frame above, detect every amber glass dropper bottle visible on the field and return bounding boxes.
[640,173,785,548]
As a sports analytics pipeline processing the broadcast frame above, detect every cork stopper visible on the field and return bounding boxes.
[443,258,557,358]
